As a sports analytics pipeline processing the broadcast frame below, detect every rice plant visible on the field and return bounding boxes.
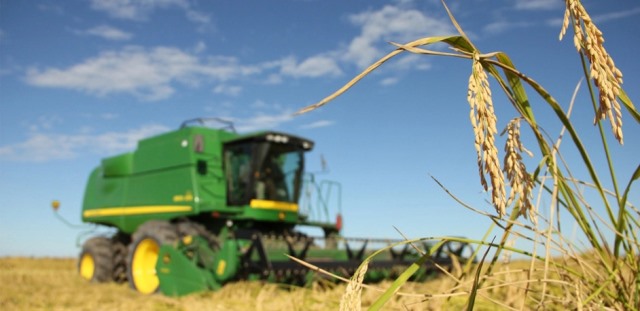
[298,0,639,309]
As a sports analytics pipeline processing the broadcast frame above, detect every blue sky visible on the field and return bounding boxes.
[1,0,639,257]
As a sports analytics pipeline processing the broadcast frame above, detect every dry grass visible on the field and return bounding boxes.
[0,257,341,311]
[1,256,605,310]
[0,256,575,310]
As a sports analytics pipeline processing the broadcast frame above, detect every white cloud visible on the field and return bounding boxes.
[300,120,335,129]
[547,7,640,28]
[213,84,242,96]
[233,112,294,133]
[89,0,189,20]
[263,73,283,85]
[23,5,457,101]
[344,5,455,69]
[101,113,119,120]
[483,20,533,35]
[186,9,210,24]
[23,43,353,100]
[515,0,561,10]
[0,133,76,161]
[26,115,63,132]
[37,3,65,15]
[93,125,170,153]
[256,6,452,83]
[89,0,211,29]
[194,41,207,53]
[0,124,169,162]
[380,77,399,86]
[394,54,431,70]
[250,99,284,112]
[251,99,268,109]
[24,46,260,101]
[82,25,133,41]
[483,20,511,34]
[280,55,342,78]
[593,7,640,23]
[0,66,13,77]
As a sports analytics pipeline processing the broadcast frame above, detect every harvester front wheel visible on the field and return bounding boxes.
[79,237,114,283]
[127,221,178,294]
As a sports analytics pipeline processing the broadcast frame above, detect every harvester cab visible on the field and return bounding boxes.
[74,118,472,296]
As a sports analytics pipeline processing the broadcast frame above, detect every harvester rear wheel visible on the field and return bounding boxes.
[127,221,178,294]
[111,233,129,283]
[78,237,113,283]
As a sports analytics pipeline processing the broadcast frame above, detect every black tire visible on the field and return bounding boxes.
[126,220,178,294]
[111,233,129,283]
[78,236,113,283]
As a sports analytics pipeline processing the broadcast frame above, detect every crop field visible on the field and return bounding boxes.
[1,257,502,310]
[2,2,636,310]
[1,257,339,311]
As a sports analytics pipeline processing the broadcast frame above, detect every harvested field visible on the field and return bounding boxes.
[1,257,486,310]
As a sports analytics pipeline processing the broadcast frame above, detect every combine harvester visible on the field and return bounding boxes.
[71,118,472,296]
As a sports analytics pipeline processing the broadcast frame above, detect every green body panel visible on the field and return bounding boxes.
[212,232,240,282]
[155,227,376,296]
[265,248,350,262]
[157,245,221,296]
[82,126,241,233]
[102,153,134,177]
[81,126,324,234]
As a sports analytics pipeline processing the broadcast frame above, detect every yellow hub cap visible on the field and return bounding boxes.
[132,238,160,294]
[79,253,95,281]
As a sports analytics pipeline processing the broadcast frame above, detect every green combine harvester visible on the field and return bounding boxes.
[72,118,471,296]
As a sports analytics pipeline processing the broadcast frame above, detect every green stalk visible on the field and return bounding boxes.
[367,247,432,311]
[574,47,633,305]
[486,57,606,255]
[465,237,495,310]
[575,50,626,256]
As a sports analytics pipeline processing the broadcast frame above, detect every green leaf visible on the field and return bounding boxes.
[466,237,495,311]
[495,53,535,123]
[619,88,640,123]
[368,240,446,311]
[620,164,640,210]
[440,0,476,53]
[442,36,475,54]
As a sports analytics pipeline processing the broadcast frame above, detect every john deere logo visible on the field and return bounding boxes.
[172,191,194,202]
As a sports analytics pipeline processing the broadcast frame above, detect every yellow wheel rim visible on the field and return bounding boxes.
[132,238,160,294]
[79,253,95,281]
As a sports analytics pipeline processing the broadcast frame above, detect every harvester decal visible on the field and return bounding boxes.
[172,191,194,202]
[83,205,193,218]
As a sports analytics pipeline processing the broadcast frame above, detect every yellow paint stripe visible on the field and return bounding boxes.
[250,199,298,212]
[83,205,193,218]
